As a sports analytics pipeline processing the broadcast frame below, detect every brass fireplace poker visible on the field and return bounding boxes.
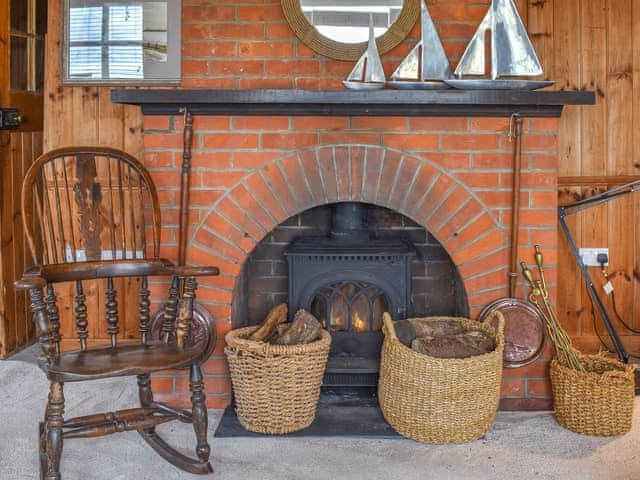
[520,246,582,371]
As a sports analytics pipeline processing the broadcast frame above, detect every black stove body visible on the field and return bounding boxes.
[285,203,415,400]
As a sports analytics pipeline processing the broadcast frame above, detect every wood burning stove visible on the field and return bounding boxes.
[285,202,415,399]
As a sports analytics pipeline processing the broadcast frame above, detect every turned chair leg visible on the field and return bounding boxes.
[42,382,64,480]
[137,374,154,410]
[189,364,210,463]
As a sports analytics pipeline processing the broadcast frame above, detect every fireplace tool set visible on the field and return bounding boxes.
[520,247,582,370]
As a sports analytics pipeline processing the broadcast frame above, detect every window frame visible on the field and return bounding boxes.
[61,0,181,85]
[10,0,45,92]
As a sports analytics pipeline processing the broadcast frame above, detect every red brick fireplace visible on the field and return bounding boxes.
[110,0,594,411]
[134,110,563,410]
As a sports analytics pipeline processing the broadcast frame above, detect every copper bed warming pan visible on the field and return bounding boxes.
[479,297,545,368]
[478,115,545,368]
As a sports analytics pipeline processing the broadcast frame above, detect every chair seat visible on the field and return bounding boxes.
[43,341,203,382]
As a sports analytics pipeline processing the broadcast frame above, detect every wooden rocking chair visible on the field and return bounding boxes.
[15,147,219,479]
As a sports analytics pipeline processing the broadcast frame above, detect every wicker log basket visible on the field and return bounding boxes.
[224,326,331,434]
[550,350,635,436]
[520,250,635,437]
[378,311,505,444]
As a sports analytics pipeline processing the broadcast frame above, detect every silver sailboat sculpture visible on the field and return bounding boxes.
[343,14,386,90]
[388,0,452,89]
[445,0,554,90]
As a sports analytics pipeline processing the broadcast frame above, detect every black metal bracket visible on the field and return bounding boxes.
[0,108,21,130]
[557,180,640,364]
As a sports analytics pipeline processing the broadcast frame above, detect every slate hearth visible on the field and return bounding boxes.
[214,402,400,438]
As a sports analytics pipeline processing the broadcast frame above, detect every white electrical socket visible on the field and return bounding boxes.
[579,248,609,267]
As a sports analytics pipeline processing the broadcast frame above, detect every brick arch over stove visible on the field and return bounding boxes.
[187,144,509,323]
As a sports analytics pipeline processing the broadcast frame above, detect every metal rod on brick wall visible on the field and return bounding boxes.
[178,107,193,267]
[508,114,523,298]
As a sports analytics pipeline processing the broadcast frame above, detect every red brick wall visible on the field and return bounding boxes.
[180,0,526,90]
[145,0,558,411]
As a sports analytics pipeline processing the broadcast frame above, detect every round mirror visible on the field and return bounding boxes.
[282,0,420,61]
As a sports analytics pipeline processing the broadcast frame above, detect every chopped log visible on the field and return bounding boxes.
[410,330,495,358]
[271,309,322,345]
[392,320,417,347]
[454,330,495,353]
[248,303,288,342]
[409,319,465,337]
[265,323,290,343]
[411,336,481,358]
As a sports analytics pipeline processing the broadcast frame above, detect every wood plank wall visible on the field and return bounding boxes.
[528,0,640,355]
[0,2,44,357]
[40,1,640,356]
[0,132,43,358]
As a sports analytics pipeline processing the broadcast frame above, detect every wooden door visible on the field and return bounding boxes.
[0,0,45,358]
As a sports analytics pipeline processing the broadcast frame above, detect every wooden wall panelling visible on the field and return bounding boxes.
[12,135,28,351]
[632,0,640,334]
[551,0,584,341]
[554,0,582,177]
[551,0,640,354]
[604,0,638,352]
[575,0,608,342]
[608,195,636,338]
[0,0,7,358]
[581,190,608,340]
[43,0,64,152]
[633,194,640,331]
[634,0,640,167]
[557,187,583,338]
[0,132,43,358]
[606,0,634,177]
[0,133,16,357]
[581,0,607,176]
[528,0,555,82]
[633,1,640,332]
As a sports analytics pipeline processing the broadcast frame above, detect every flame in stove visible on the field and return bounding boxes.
[352,311,366,333]
[330,313,344,332]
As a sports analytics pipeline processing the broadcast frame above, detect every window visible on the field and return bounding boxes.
[63,0,180,84]
[10,0,46,91]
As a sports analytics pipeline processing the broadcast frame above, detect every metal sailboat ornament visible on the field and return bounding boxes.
[343,15,386,90]
[445,0,554,90]
[389,0,452,89]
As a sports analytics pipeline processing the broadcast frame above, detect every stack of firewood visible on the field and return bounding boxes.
[248,304,323,345]
[393,318,495,358]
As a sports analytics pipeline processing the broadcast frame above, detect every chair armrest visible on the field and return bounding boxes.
[162,265,220,277]
[15,259,219,289]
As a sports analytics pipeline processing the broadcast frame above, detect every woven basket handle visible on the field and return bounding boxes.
[484,309,505,337]
[382,312,398,341]
[601,369,631,381]
[600,360,636,380]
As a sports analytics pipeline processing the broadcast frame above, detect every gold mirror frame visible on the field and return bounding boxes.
[282,0,420,61]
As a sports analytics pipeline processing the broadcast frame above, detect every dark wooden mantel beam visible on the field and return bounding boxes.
[111,89,595,118]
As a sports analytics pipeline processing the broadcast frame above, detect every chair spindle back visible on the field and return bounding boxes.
[22,147,162,351]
